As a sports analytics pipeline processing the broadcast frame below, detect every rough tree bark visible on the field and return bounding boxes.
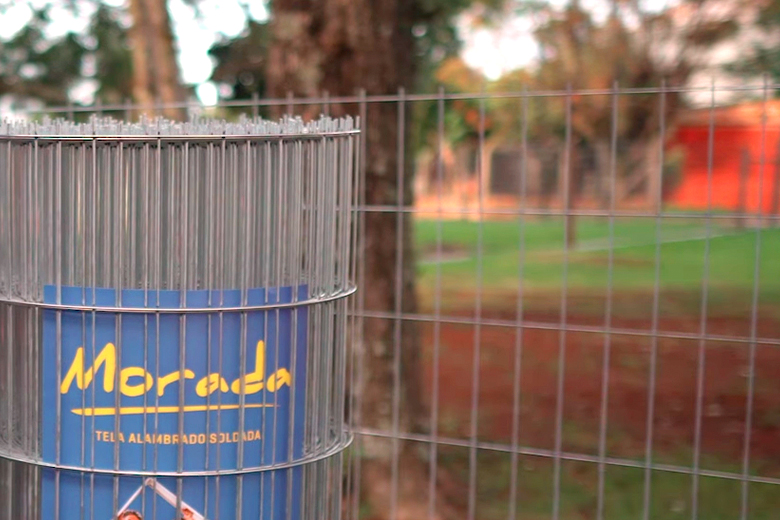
[127,0,185,120]
[266,2,448,519]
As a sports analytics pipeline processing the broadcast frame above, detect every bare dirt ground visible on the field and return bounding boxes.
[358,292,780,519]
[416,302,780,476]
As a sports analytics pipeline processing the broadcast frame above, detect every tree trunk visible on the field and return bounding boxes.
[265,2,443,520]
[127,0,185,120]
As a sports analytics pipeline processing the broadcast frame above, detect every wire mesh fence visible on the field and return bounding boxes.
[0,116,358,520]
[2,83,780,520]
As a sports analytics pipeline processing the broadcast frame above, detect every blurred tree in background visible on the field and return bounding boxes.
[727,0,780,87]
[0,5,87,106]
[0,0,182,116]
[127,0,184,119]
[0,1,174,114]
[89,4,134,106]
[481,0,745,228]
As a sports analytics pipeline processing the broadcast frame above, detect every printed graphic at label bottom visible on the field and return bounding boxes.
[42,286,307,520]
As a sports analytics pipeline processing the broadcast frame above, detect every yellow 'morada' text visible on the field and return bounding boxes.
[60,340,291,398]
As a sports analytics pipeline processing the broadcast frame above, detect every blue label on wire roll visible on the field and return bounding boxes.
[41,285,307,520]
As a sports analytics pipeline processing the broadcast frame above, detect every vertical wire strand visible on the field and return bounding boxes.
[508,85,530,520]
[389,87,406,520]
[204,139,215,518]
[596,81,619,520]
[1,136,9,517]
[552,85,573,520]
[467,94,487,520]
[0,116,355,520]
[427,86,445,520]
[141,140,151,520]
[287,135,302,520]
[346,121,361,520]
[259,138,273,519]
[269,136,286,519]
[642,80,667,520]
[30,137,41,520]
[351,90,369,520]
[153,135,163,520]
[691,81,717,520]
[54,139,63,520]
[177,140,190,520]
[88,138,97,520]
[303,136,316,520]
[252,93,260,119]
[113,140,124,518]
[214,135,227,520]
[740,76,769,520]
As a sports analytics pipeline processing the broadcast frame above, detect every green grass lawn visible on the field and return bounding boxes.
[435,448,780,520]
[415,217,780,300]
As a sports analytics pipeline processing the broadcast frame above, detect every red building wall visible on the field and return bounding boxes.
[668,125,780,214]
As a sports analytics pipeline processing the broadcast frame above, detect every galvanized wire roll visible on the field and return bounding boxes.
[0,116,358,520]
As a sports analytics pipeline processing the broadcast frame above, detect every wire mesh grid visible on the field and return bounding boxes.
[0,116,359,520]
[2,82,780,520]
[339,84,780,520]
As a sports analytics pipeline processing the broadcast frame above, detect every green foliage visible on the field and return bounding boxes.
[0,5,86,105]
[726,0,780,89]
[89,3,133,105]
[714,2,780,88]
[206,18,270,119]
[208,0,511,136]
[414,0,745,188]
[489,69,565,142]
[411,56,490,157]
[0,1,131,108]
[209,19,269,102]
[473,0,744,206]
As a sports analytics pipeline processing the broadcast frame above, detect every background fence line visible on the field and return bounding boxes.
[4,84,780,520]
